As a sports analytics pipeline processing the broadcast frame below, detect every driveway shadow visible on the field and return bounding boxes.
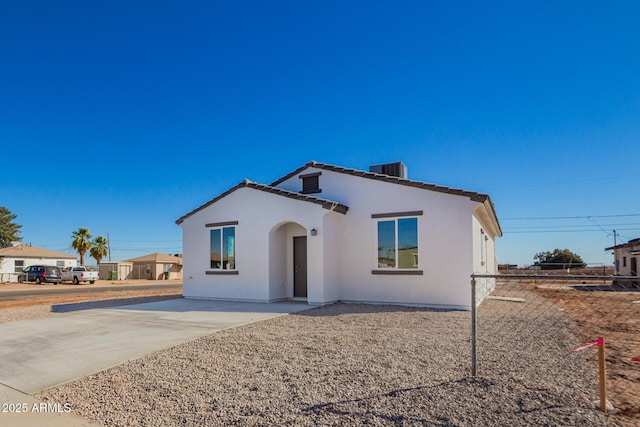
[52,295,182,312]
[292,302,465,317]
[101,298,312,314]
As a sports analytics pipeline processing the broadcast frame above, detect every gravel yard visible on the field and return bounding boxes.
[0,304,56,323]
[38,302,621,426]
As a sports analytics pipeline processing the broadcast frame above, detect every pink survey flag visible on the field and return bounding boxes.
[572,337,604,352]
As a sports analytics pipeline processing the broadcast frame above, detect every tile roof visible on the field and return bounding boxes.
[271,161,490,202]
[0,244,77,259]
[270,161,501,236]
[175,180,349,225]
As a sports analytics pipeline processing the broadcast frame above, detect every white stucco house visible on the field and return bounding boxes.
[176,161,502,309]
[606,237,640,277]
[0,244,77,282]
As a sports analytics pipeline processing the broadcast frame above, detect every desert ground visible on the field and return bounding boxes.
[1,278,638,425]
[534,286,640,424]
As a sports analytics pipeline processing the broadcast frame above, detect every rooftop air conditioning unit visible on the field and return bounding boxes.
[369,162,407,179]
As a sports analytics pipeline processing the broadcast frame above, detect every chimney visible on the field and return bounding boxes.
[369,162,407,179]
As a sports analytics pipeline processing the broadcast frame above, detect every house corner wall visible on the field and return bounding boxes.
[321,213,342,303]
[268,225,288,300]
[472,214,497,275]
[306,231,325,304]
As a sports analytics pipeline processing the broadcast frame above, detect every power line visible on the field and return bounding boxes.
[587,216,612,236]
[502,214,640,221]
[505,228,640,234]
[503,222,640,230]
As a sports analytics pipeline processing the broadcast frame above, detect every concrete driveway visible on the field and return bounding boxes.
[0,299,311,394]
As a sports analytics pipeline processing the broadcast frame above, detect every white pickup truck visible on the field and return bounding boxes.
[61,266,99,284]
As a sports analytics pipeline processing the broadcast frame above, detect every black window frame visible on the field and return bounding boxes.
[371,211,423,276]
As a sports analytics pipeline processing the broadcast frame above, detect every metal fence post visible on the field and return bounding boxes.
[471,275,477,377]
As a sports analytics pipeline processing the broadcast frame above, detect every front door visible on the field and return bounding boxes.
[293,236,308,298]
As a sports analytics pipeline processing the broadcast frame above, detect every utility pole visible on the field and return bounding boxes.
[107,232,112,262]
[613,230,618,275]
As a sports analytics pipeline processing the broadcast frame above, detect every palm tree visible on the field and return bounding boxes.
[90,236,108,265]
[71,227,93,265]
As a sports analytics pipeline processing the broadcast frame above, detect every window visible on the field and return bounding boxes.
[377,217,418,269]
[623,257,627,267]
[14,260,24,273]
[210,226,236,270]
[56,261,64,268]
[480,230,486,267]
[299,172,321,194]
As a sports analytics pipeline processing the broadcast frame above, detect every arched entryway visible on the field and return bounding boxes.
[268,221,307,301]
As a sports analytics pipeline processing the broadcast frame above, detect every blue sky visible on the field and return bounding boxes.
[1,1,639,266]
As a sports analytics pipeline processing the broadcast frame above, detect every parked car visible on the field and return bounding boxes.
[61,266,99,284]
[17,265,62,284]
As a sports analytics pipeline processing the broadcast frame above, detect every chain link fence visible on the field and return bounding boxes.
[471,273,640,417]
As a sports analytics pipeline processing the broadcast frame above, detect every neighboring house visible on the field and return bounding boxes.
[98,261,134,281]
[124,253,183,280]
[0,244,77,283]
[606,238,640,276]
[176,161,502,309]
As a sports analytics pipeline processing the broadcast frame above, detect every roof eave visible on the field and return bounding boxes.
[271,161,495,205]
[176,178,349,225]
[270,161,317,187]
[474,198,502,238]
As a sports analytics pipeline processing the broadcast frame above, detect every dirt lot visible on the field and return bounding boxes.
[534,287,640,425]
[0,279,182,310]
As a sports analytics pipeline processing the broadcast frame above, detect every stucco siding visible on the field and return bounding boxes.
[181,187,333,302]
[614,246,640,276]
[275,168,477,308]
[268,223,288,300]
[321,213,343,303]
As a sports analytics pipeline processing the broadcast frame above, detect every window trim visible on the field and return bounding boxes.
[480,229,486,267]
[208,224,237,271]
[374,215,420,273]
[371,210,423,219]
[14,260,24,273]
[205,220,239,228]
[206,270,239,275]
[372,269,423,275]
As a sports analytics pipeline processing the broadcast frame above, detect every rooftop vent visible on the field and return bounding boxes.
[369,162,407,179]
